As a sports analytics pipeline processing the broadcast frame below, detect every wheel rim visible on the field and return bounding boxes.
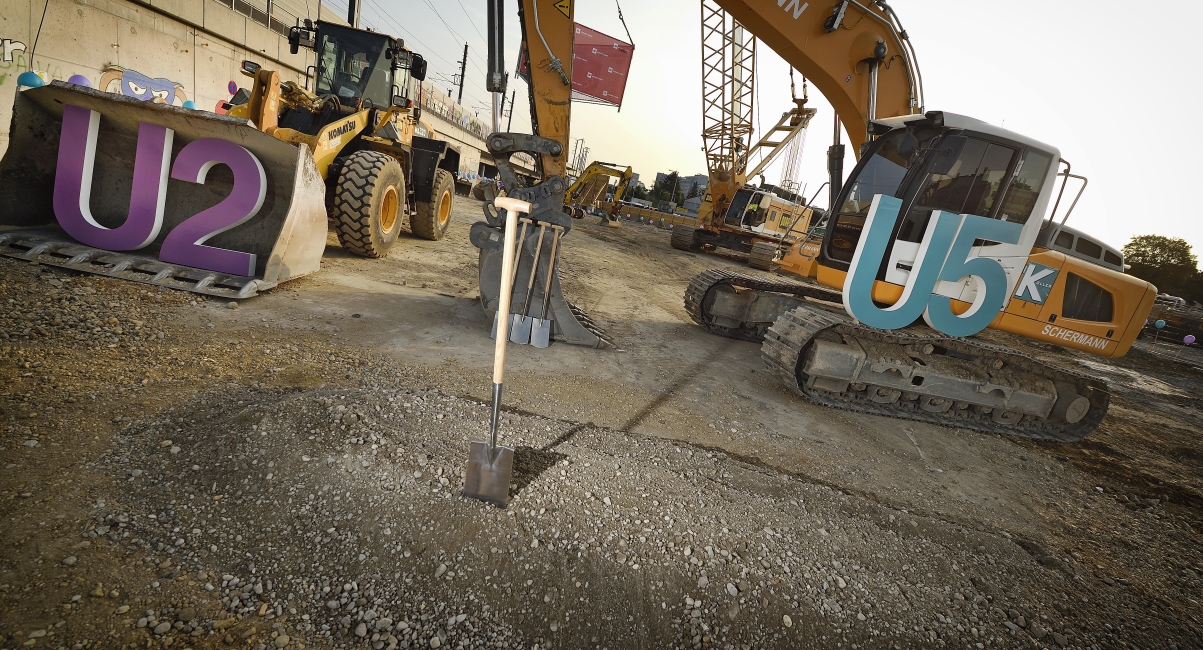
[380,185,399,234]
[437,189,452,227]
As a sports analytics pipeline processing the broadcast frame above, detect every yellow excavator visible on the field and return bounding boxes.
[562,161,634,223]
[0,19,457,298]
[484,0,1155,440]
[681,0,1156,440]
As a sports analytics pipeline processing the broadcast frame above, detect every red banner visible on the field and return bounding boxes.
[571,24,634,107]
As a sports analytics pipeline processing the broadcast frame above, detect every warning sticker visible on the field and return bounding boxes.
[553,0,570,19]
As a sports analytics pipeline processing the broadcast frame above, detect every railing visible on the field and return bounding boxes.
[208,0,308,39]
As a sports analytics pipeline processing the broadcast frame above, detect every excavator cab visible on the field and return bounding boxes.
[819,114,1056,287]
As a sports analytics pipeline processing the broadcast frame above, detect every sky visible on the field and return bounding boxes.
[356,0,1203,264]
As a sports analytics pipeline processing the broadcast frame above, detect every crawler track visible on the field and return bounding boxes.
[684,269,1109,440]
[761,305,1109,441]
[684,268,842,341]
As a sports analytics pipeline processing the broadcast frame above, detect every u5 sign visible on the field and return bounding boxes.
[843,195,1026,337]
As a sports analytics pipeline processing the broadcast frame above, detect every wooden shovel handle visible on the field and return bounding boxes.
[491,197,531,384]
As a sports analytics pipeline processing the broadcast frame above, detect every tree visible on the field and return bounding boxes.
[1124,235,1197,268]
[630,182,649,201]
[1123,235,1202,302]
[687,181,700,199]
[651,171,680,203]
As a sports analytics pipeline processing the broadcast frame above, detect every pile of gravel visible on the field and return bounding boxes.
[90,385,1099,649]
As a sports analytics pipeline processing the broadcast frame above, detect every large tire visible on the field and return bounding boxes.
[413,169,455,241]
[334,150,404,258]
[671,227,698,251]
[748,241,781,271]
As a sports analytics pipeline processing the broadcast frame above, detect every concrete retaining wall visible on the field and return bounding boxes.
[0,0,337,155]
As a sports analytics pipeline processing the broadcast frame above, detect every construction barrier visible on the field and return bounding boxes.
[597,202,697,229]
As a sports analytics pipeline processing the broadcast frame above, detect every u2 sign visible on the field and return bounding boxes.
[843,195,1024,337]
[53,104,267,276]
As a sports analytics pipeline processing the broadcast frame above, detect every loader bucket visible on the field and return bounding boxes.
[0,82,327,299]
[471,219,612,349]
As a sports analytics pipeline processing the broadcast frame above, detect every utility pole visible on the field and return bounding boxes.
[505,90,516,130]
[456,43,468,105]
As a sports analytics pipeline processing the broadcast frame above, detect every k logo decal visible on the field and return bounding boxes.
[1013,263,1059,304]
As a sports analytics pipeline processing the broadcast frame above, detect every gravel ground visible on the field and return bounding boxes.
[3,203,1203,650]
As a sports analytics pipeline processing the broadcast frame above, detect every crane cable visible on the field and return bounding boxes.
[615,0,635,47]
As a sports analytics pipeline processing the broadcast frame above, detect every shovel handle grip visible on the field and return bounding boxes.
[492,197,531,383]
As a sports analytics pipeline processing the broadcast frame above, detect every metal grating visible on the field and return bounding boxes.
[0,230,270,299]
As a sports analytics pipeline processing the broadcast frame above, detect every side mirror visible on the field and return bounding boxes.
[411,54,427,81]
[239,60,261,77]
[288,30,299,55]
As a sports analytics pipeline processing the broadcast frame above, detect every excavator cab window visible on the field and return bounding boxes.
[895,136,1016,243]
[724,189,757,227]
[997,149,1053,225]
[315,24,394,107]
[826,128,938,262]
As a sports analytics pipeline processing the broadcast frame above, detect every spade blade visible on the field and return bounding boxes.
[463,441,514,507]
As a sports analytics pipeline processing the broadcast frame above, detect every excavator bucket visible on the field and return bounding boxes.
[471,217,612,349]
[0,82,327,299]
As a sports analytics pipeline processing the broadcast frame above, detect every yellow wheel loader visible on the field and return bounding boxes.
[0,20,457,298]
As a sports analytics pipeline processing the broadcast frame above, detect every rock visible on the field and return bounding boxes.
[782,615,792,628]
[726,583,738,597]
[698,575,709,588]
[355,622,368,637]
[434,564,447,578]
[227,301,238,309]
[326,600,339,610]
[62,555,77,566]
[28,630,46,638]
[603,497,611,506]
[430,636,441,648]
[22,439,38,447]
[153,621,171,635]
[1053,632,1069,647]
[274,634,291,647]
[177,607,195,622]
[1030,623,1047,640]
[115,605,130,614]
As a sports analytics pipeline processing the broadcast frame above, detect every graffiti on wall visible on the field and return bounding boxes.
[2,39,26,63]
[98,66,188,105]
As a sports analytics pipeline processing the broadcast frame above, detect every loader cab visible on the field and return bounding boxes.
[314,23,396,107]
[309,22,426,109]
[821,112,1058,283]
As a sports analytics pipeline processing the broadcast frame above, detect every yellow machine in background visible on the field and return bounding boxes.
[562,161,634,223]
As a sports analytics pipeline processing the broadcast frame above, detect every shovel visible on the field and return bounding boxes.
[490,217,530,339]
[510,223,548,344]
[530,225,564,349]
[465,196,530,508]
